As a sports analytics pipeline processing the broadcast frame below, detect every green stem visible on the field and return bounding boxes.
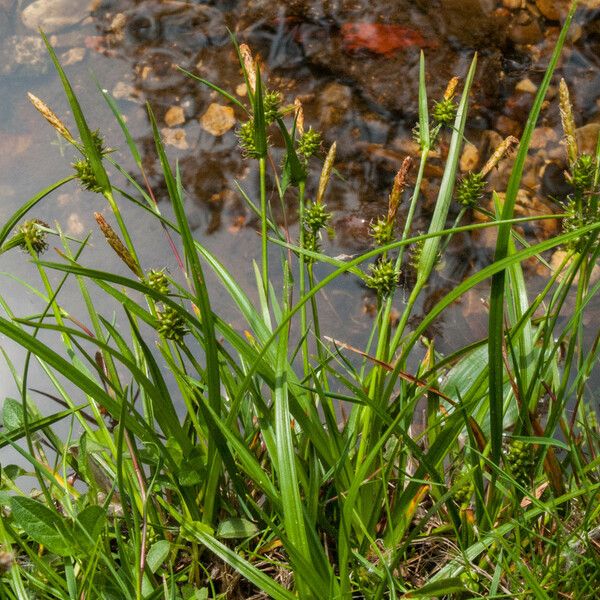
[260,156,269,303]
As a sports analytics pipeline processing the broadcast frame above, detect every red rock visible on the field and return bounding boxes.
[340,23,437,56]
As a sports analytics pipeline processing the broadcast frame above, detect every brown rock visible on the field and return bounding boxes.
[502,0,523,8]
[515,78,537,94]
[161,128,189,150]
[535,0,569,20]
[59,47,85,66]
[508,11,543,45]
[199,103,236,136]
[529,127,558,150]
[164,106,185,127]
[460,143,480,172]
[496,115,521,138]
[575,123,600,156]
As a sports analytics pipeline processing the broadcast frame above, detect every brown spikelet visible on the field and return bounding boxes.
[239,43,256,94]
[316,142,337,205]
[387,156,412,224]
[480,136,519,177]
[294,97,304,137]
[94,212,142,278]
[28,92,76,145]
[443,76,460,101]
[559,78,578,168]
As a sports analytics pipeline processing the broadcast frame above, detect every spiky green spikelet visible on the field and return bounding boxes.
[263,90,282,124]
[452,474,474,510]
[73,158,103,193]
[17,219,49,255]
[365,259,399,298]
[146,269,170,295]
[156,307,188,343]
[432,98,457,125]
[304,201,331,233]
[505,439,536,487]
[571,154,596,191]
[237,120,261,158]
[456,172,486,207]
[370,216,394,247]
[297,128,322,159]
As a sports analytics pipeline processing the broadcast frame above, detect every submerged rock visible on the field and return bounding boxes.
[21,0,94,33]
[0,35,50,76]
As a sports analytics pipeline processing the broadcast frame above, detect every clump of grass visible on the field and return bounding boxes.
[0,4,599,598]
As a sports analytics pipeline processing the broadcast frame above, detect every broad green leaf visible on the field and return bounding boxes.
[2,399,23,431]
[10,496,73,556]
[402,578,469,598]
[217,518,259,540]
[75,505,107,553]
[146,540,170,574]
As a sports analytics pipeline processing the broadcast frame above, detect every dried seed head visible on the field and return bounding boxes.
[316,142,337,205]
[239,43,256,94]
[294,97,304,136]
[387,156,412,224]
[94,212,142,277]
[28,92,76,145]
[444,76,460,101]
[559,78,578,168]
[480,136,519,178]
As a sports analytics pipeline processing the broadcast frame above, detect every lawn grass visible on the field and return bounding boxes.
[1,4,599,598]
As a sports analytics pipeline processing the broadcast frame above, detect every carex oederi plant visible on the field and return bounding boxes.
[1,3,599,597]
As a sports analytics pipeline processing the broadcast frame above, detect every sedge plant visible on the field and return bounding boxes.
[0,3,599,598]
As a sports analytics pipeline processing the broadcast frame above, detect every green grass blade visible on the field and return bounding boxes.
[488,3,576,465]
[416,54,477,285]
[41,32,111,194]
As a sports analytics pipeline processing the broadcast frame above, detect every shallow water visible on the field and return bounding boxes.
[1,0,599,456]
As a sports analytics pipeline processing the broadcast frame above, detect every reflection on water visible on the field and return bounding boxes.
[1,0,600,428]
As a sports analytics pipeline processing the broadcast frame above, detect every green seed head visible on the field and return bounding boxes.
[364,259,399,298]
[146,269,170,295]
[304,201,331,233]
[504,439,536,487]
[432,98,457,125]
[370,216,394,247]
[90,129,109,156]
[263,90,282,124]
[297,128,322,159]
[17,219,49,255]
[452,475,474,509]
[456,172,486,207]
[73,158,103,193]
[237,119,261,159]
[571,154,596,192]
[156,307,188,343]
[302,229,321,263]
